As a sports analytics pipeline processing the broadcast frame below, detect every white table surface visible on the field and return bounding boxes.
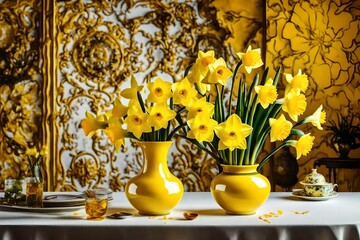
[0,192,359,240]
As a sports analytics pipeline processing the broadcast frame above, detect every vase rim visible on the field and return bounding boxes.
[220,164,259,174]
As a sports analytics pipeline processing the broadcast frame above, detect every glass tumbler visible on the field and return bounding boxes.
[85,190,108,220]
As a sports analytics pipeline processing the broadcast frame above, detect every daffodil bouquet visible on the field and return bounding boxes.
[81,46,325,171]
[81,76,195,151]
[181,46,326,169]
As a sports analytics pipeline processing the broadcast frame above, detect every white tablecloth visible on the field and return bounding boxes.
[0,192,359,240]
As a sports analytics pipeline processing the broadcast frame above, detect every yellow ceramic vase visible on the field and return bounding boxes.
[125,141,184,215]
[210,164,270,215]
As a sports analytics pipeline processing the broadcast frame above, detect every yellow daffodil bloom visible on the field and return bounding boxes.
[105,118,126,152]
[291,134,315,159]
[124,105,151,139]
[111,98,128,119]
[205,57,233,85]
[196,50,216,77]
[304,105,326,130]
[172,77,198,106]
[214,114,253,151]
[26,147,38,157]
[254,78,278,109]
[282,89,307,122]
[236,45,263,74]
[186,64,210,95]
[187,113,218,143]
[269,114,293,142]
[81,111,108,137]
[147,102,176,130]
[120,75,143,99]
[186,97,215,119]
[147,78,173,103]
[284,69,309,95]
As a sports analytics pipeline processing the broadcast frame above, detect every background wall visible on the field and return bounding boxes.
[0,0,359,192]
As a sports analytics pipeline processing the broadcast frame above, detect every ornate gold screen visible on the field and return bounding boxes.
[0,0,359,192]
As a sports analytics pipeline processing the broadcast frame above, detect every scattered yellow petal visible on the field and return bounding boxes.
[292,210,309,215]
[183,212,198,220]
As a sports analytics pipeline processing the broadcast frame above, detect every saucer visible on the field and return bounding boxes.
[292,189,338,201]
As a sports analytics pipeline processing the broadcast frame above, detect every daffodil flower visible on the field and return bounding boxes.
[187,113,218,143]
[196,50,216,77]
[236,46,264,74]
[186,97,215,119]
[147,102,176,130]
[205,57,233,85]
[214,114,253,151]
[111,98,129,119]
[81,111,108,137]
[284,69,309,95]
[269,114,293,142]
[254,78,278,109]
[120,75,143,99]
[300,105,326,130]
[289,134,315,159]
[105,118,127,152]
[186,64,210,95]
[124,105,152,139]
[172,77,198,106]
[187,50,216,95]
[147,78,173,103]
[282,88,307,122]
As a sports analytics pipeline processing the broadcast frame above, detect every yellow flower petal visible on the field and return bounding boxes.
[147,78,173,103]
[81,111,108,137]
[236,46,263,74]
[206,58,233,85]
[124,105,151,139]
[186,97,215,119]
[120,75,143,99]
[104,118,126,152]
[269,114,293,142]
[187,113,218,143]
[172,77,198,106]
[147,102,176,130]
[284,69,309,94]
[214,114,252,151]
[282,89,307,122]
[294,134,315,159]
[254,78,278,109]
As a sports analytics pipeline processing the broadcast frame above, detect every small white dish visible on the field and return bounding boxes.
[292,189,338,201]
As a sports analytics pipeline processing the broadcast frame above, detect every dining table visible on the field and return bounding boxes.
[0,191,359,240]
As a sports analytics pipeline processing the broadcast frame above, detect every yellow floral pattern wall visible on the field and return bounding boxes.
[0,0,359,192]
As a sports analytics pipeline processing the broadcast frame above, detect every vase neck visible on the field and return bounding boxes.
[221,164,259,175]
[139,141,172,174]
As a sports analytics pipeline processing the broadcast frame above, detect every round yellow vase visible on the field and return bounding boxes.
[210,164,270,215]
[125,141,184,215]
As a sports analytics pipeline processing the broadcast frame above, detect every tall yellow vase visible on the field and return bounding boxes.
[210,164,270,215]
[125,141,184,215]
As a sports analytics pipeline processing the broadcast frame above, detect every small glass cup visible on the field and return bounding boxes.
[84,190,108,220]
[25,177,43,208]
[4,179,26,203]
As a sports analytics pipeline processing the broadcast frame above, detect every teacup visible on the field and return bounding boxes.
[300,181,338,197]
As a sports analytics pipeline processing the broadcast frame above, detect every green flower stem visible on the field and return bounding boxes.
[137,91,146,113]
[229,150,233,165]
[180,136,221,163]
[167,122,188,140]
[291,128,305,137]
[257,141,289,171]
